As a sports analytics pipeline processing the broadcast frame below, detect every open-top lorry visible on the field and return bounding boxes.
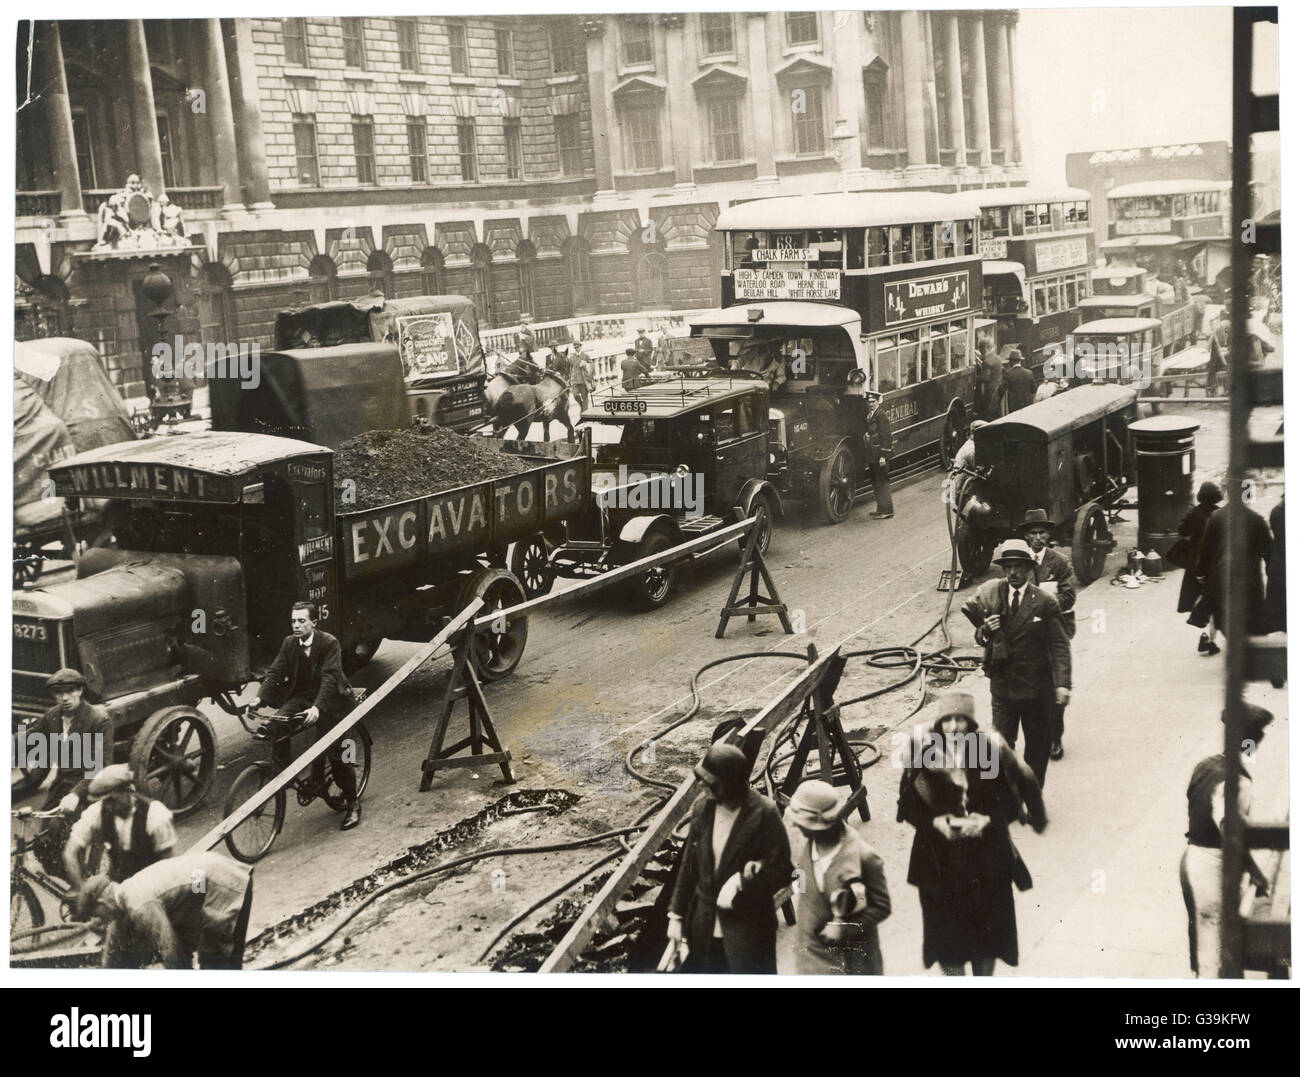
[16,430,588,817]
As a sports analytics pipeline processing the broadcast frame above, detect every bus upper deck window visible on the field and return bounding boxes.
[867,227,888,267]
[916,223,935,262]
[1009,205,1025,236]
[890,225,912,263]
[962,220,977,255]
[1050,204,1065,232]
[846,230,865,270]
[1077,201,1089,223]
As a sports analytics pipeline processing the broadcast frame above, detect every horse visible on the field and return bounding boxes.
[489,370,575,442]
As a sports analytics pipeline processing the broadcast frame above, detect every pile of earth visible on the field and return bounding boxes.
[332,426,531,510]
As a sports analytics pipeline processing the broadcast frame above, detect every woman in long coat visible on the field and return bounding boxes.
[1176,481,1223,653]
[1195,500,1274,638]
[786,779,891,975]
[897,690,1045,975]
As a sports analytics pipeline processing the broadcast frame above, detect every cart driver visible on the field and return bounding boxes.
[252,601,363,832]
[737,339,787,392]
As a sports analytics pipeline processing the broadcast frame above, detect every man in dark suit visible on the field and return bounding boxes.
[254,601,362,830]
[864,391,894,520]
[1020,509,1076,761]
[975,345,1005,421]
[664,743,792,974]
[972,540,1072,790]
[16,668,114,815]
[1003,349,1036,413]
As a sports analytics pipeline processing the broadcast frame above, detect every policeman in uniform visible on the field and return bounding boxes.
[863,391,894,520]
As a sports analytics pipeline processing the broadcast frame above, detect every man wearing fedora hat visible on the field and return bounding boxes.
[665,743,792,974]
[63,764,176,893]
[785,779,891,975]
[1180,704,1275,977]
[14,668,114,816]
[1003,349,1035,413]
[971,539,1072,789]
[1020,509,1076,761]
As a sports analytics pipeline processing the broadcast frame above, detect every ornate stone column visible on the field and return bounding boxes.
[660,13,694,187]
[1006,11,1022,165]
[223,18,272,208]
[36,21,86,218]
[966,13,992,168]
[899,9,930,167]
[832,11,865,173]
[747,13,777,185]
[201,19,243,211]
[988,12,1015,161]
[124,20,166,194]
[580,17,615,194]
[942,12,968,169]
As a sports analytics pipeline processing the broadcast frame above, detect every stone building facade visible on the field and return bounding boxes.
[16,12,1027,399]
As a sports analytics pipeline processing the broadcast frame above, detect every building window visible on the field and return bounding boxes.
[421,249,444,295]
[569,240,592,312]
[470,247,492,327]
[706,97,743,164]
[550,24,579,74]
[517,243,537,317]
[352,116,376,185]
[637,253,668,309]
[700,13,734,56]
[457,119,478,182]
[447,21,467,75]
[785,12,819,46]
[341,18,366,68]
[283,18,309,67]
[496,28,513,76]
[504,119,523,180]
[621,15,654,67]
[555,114,583,176]
[407,118,428,183]
[622,104,662,172]
[156,113,176,188]
[864,66,890,150]
[791,85,825,155]
[293,114,320,186]
[71,110,96,190]
[397,19,419,72]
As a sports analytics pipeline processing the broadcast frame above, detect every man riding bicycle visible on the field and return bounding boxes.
[252,601,363,831]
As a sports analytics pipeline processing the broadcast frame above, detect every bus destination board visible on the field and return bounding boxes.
[733,268,841,301]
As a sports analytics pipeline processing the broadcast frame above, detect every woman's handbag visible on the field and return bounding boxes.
[1166,536,1196,571]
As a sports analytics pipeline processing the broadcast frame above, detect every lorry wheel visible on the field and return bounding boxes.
[223,763,286,864]
[939,407,965,471]
[1071,502,1112,584]
[509,536,555,598]
[630,531,677,610]
[129,706,217,818]
[818,445,855,525]
[737,493,775,560]
[13,548,43,588]
[955,518,995,576]
[458,567,528,682]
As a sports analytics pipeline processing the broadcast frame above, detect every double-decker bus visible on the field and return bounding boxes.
[1102,179,1232,298]
[972,186,1095,374]
[688,191,986,521]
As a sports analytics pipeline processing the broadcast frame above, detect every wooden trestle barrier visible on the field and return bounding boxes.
[715,507,794,638]
[539,644,861,973]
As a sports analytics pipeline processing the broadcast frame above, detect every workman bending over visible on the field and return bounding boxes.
[255,601,363,831]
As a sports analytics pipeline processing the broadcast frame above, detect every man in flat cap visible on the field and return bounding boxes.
[14,668,114,816]
[664,743,792,974]
[64,764,176,893]
[970,539,1072,790]
[1180,704,1275,978]
[76,851,254,970]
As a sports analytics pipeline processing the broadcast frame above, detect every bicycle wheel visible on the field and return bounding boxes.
[11,878,45,951]
[223,763,286,863]
[322,723,372,812]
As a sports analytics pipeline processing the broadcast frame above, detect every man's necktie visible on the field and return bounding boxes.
[1010,591,1020,618]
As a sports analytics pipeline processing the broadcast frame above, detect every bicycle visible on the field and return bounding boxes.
[11,808,76,951]
[223,706,372,863]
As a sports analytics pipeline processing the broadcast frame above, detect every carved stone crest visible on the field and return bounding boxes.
[92,175,189,252]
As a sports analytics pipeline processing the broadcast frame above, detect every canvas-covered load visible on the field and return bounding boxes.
[14,337,137,451]
[14,374,78,534]
[208,343,409,449]
[368,295,485,384]
[274,294,385,350]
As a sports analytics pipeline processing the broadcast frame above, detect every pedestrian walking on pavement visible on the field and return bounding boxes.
[896,689,1046,976]
[1173,481,1223,654]
[664,744,793,974]
[975,345,1005,422]
[76,851,255,970]
[968,539,1072,789]
[864,390,894,519]
[1003,349,1035,413]
[1019,509,1076,761]
[1179,704,1274,978]
[621,348,651,391]
[785,779,891,975]
[570,344,593,412]
[1194,497,1273,640]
